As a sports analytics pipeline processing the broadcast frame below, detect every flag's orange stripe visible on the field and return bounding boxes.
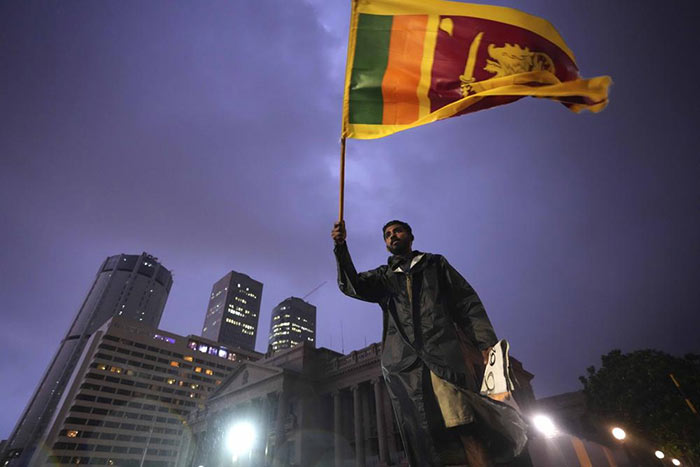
[381,15,427,125]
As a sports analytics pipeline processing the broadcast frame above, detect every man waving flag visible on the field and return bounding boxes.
[342,0,611,139]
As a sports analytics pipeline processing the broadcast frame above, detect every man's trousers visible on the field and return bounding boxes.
[384,361,528,466]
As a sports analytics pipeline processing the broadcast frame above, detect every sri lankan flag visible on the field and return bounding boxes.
[342,0,611,139]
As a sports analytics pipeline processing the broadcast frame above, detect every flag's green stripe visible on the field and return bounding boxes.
[349,14,393,124]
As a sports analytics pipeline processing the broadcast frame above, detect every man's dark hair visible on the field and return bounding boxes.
[382,220,414,240]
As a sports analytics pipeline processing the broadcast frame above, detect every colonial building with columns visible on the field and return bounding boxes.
[181,341,535,467]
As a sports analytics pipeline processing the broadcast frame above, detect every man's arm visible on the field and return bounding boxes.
[440,256,497,355]
[332,221,384,303]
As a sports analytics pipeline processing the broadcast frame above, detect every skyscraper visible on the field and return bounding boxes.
[32,316,261,467]
[2,253,172,466]
[268,297,316,353]
[201,271,262,351]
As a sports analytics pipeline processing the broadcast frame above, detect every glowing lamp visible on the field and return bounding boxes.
[225,421,256,460]
[611,427,626,440]
[532,414,557,438]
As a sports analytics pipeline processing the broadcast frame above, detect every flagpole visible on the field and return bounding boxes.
[338,137,346,222]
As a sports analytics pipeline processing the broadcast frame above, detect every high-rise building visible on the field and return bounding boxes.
[2,253,172,466]
[201,271,262,351]
[31,317,261,466]
[268,297,316,353]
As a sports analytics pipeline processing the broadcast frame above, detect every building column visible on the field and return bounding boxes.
[333,390,343,467]
[373,378,390,465]
[352,384,365,467]
[254,396,271,466]
[361,383,372,459]
[273,391,288,467]
[213,409,232,467]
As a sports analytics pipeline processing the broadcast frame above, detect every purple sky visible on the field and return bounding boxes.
[1,0,698,439]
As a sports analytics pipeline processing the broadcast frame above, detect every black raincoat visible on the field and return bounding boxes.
[334,243,528,466]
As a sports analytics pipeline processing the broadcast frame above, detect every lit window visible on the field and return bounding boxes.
[194,367,202,373]
[154,334,175,344]
[66,430,79,438]
[97,364,107,371]
[170,361,180,367]
[184,355,193,362]
[205,369,213,376]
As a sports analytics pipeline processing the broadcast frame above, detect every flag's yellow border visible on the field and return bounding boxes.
[341,0,361,139]
[354,0,576,63]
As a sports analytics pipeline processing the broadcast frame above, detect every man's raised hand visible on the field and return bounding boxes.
[331,221,346,245]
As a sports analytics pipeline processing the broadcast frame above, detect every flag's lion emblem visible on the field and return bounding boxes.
[484,43,555,77]
[459,37,557,97]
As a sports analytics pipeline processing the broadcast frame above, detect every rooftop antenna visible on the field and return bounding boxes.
[302,281,327,301]
[340,320,345,354]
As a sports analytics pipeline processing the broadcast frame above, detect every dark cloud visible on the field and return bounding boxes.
[1,0,698,438]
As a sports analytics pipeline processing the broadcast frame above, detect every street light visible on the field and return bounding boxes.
[655,450,665,459]
[611,427,626,440]
[225,421,257,462]
[611,426,635,466]
[532,414,558,438]
[671,459,681,466]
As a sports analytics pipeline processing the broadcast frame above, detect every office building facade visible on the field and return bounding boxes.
[268,297,316,353]
[183,343,538,467]
[33,317,261,466]
[184,343,627,467]
[201,271,262,351]
[2,253,172,466]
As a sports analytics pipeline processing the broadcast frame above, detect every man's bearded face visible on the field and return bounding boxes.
[384,223,413,255]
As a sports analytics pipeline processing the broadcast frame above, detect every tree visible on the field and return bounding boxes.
[580,349,700,464]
